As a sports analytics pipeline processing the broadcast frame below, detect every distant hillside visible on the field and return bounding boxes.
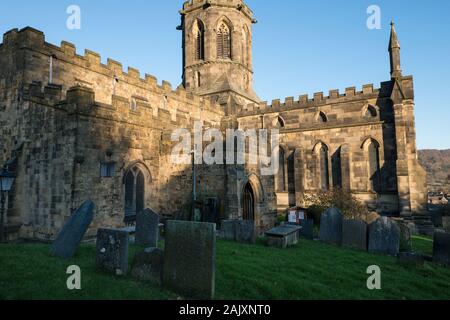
[418,149,450,193]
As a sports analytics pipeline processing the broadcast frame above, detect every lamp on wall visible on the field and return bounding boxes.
[0,165,15,243]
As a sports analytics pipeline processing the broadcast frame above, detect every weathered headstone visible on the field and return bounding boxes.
[131,247,164,286]
[135,208,159,247]
[396,221,412,252]
[220,220,236,240]
[50,200,95,259]
[368,217,400,256]
[299,219,314,240]
[319,207,343,245]
[442,217,450,232]
[265,225,301,248]
[236,220,256,244]
[342,219,368,251]
[163,221,216,299]
[219,220,256,243]
[96,228,129,276]
[433,232,450,267]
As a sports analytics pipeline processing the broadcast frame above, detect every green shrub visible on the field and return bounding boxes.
[303,188,370,225]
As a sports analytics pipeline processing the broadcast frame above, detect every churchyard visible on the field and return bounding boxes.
[1,202,450,300]
[1,233,450,300]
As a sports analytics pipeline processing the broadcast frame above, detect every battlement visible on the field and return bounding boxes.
[239,81,394,116]
[24,81,224,124]
[1,27,225,112]
[181,0,254,20]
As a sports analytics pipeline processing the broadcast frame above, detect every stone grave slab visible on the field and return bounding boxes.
[135,208,159,247]
[265,225,301,248]
[342,219,368,251]
[163,221,216,299]
[433,232,450,267]
[319,207,343,245]
[131,247,164,286]
[368,217,400,256]
[96,228,129,276]
[50,200,95,259]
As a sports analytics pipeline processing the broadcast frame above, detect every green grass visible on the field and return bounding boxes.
[0,237,449,300]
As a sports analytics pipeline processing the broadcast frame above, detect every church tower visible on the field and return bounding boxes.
[179,0,260,112]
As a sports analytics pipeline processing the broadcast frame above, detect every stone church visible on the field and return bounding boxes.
[0,0,427,241]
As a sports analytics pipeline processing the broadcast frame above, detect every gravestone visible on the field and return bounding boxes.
[220,220,236,240]
[319,207,343,245]
[135,208,159,247]
[342,219,368,251]
[368,217,400,256]
[96,228,129,276]
[163,221,216,299]
[265,225,301,248]
[219,220,256,243]
[131,247,164,286]
[442,217,450,232]
[299,219,314,240]
[236,220,256,244]
[397,221,412,252]
[433,232,450,267]
[50,200,95,259]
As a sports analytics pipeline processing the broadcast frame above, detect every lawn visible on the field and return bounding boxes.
[0,236,449,300]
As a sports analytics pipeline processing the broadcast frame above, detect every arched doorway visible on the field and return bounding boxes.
[243,182,255,221]
[124,165,146,222]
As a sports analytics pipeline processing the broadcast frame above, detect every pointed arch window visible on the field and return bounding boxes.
[368,141,381,192]
[332,147,342,188]
[318,111,328,123]
[365,105,377,118]
[217,22,231,59]
[277,148,286,192]
[124,165,146,219]
[276,116,285,128]
[194,20,205,61]
[315,143,330,191]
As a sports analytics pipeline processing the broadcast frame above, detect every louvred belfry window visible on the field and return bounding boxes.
[217,23,231,59]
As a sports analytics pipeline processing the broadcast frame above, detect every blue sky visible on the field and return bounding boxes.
[1,0,449,150]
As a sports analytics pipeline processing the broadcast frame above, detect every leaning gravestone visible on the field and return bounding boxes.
[299,219,314,240]
[433,232,450,267]
[342,219,368,251]
[319,207,343,245]
[131,247,164,286]
[96,228,129,276]
[135,208,159,247]
[163,221,216,299]
[368,217,400,256]
[50,200,95,259]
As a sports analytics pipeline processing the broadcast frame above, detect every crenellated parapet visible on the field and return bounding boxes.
[238,81,397,117]
[1,27,224,123]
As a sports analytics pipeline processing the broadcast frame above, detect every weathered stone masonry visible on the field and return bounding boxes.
[0,0,427,240]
